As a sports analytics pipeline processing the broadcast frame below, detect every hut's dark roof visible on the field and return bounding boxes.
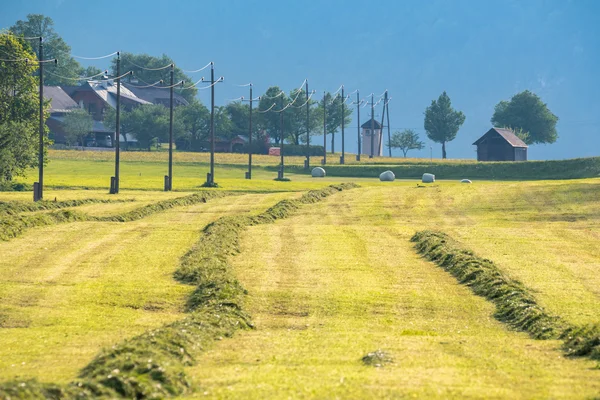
[473,127,528,148]
[43,86,78,113]
[361,118,382,129]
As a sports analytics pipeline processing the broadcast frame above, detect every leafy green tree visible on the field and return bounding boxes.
[491,90,558,145]
[283,89,322,146]
[174,99,210,150]
[389,129,425,158]
[81,65,104,78]
[424,91,465,159]
[0,34,46,182]
[126,104,170,150]
[10,14,82,86]
[63,109,93,149]
[114,53,197,103]
[256,86,287,144]
[316,92,352,153]
[214,106,235,141]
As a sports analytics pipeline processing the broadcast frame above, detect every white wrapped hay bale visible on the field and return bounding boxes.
[311,167,326,178]
[461,179,472,184]
[422,173,435,183]
[379,170,395,182]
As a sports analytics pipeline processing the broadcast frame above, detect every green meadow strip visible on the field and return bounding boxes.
[411,230,600,360]
[0,192,229,242]
[0,183,359,399]
[0,198,135,216]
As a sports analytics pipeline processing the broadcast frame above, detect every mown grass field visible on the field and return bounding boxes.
[0,151,599,399]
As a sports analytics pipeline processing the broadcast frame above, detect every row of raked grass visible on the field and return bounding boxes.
[0,184,359,399]
[0,192,230,241]
[411,230,600,361]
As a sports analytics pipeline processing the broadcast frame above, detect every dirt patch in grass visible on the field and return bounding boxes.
[361,349,393,367]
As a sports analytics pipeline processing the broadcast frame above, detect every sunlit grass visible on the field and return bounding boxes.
[0,192,295,383]
[181,180,600,398]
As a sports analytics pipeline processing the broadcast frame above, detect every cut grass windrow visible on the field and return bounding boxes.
[411,230,600,361]
[0,183,358,399]
[0,198,135,216]
[0,192,229,242]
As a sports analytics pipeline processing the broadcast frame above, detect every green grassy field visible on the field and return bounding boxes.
[0,151,599,399]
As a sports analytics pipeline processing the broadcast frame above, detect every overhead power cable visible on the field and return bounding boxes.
[125,58,173,71]
[71,51,118,60]
[46,69,108,81]
[158,80,185,89]
[126,80,163,88]
[181,62,212,73]
[256,103,276,113]
[262,90,285,99]
[290,91,315,109]
[331,84,344,96]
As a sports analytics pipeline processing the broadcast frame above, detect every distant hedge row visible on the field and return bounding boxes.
[272,157,600,180]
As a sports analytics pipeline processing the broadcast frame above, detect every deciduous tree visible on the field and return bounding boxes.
[10,14,82,86]
[64,109,93,149]
[424,91,465,159]
[389,129,425,158]
[491,90,558,145]
[0,34,46,182]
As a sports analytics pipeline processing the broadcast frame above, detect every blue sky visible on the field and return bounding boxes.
[2,0,599,159]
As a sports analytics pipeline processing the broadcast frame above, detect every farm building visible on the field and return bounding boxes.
[361,118,383,157]
[473,127,528,161]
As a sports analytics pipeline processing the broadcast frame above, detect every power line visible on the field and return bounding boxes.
[124,58,173,71]
[126,79,163,88]
[46,69,108,81]
[257,103,276,113]
[181,61,212,73]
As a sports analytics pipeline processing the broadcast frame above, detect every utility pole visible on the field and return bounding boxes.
[202,63,223,186]
[322,91,327,165]
[165,64,174,191]
[386,96,391,157]
[379,91,387,158]
[208,63,215,185]
[356,91,361,161]
[35,37,44,201]
[279,111,285,179]
[305,80,310,170]
[110,52,121,194]
[370,93,375,159]
[340,85,345,164]
[242,84,254,179]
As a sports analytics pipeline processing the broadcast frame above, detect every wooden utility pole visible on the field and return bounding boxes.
[208,63,215,185]
[386,96,391,157]
[35,37,44,201]
[370,93,375,159]
[110,52,121,194]
[166,64,174,191]
[356,91,361,161]
[305,80,310,170]
[340,85,345,164]
[279,111,285,179]
[322,91,327,165]
[248,84,253,179]
[379,91,387,158]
